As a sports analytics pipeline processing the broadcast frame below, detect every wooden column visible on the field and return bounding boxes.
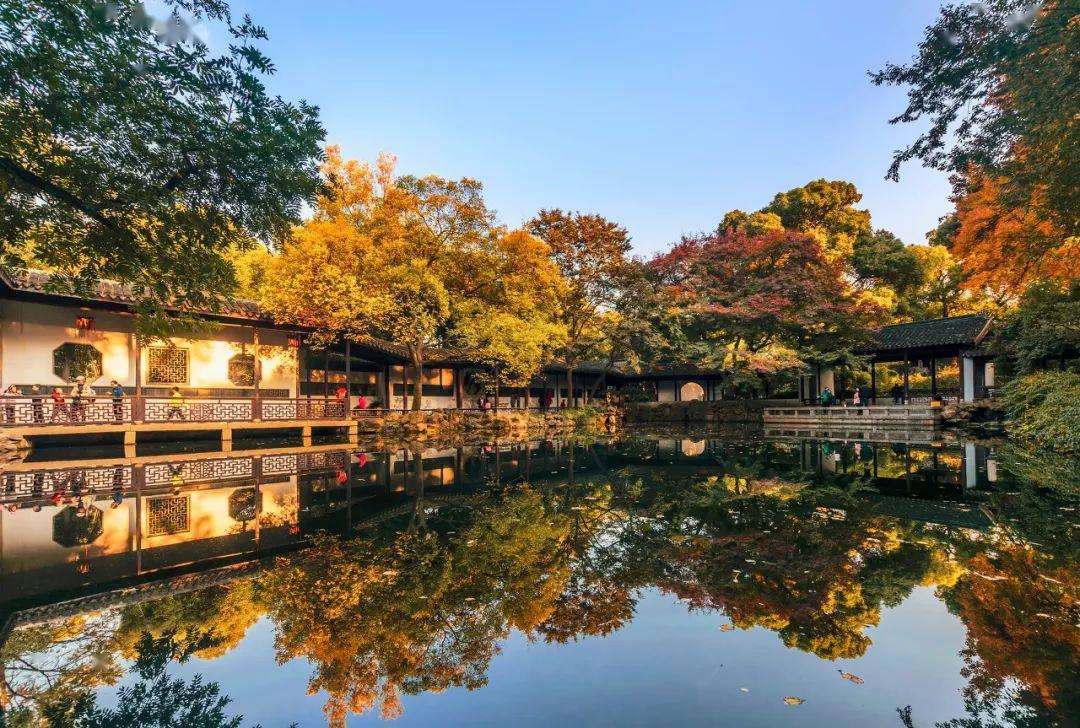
[133,335,143,421]
[323,348,330,398]
[252,327,261,418]
[930,356,938,399]
[870,362,877,405]
[382,365,391,409]
[902,351,910,404]
[454,365,464,409]
[344,340,352,413]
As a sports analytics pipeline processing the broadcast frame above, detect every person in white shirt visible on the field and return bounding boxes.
[69,376,96,422]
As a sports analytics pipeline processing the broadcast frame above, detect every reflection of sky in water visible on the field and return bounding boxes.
[3,434,1075,726]
[90,588,967,727]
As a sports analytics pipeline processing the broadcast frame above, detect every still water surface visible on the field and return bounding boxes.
[1,431,1076,726]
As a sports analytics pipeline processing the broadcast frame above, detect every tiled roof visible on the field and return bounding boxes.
[862,314,992,353]
[0,268,266,321]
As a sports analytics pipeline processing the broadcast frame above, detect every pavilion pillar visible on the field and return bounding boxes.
[870,362,877,405]
[133,334,143,422]
[930,356,937,399]
[674,378,680,402]
[323,349,330,398]
[454,365,464,409]
[344,340,352,413]
[382,365,391,409]
[902,351,910,404]
[252,327,261,419]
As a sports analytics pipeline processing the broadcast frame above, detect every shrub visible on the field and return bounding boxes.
[998,371,1080,455]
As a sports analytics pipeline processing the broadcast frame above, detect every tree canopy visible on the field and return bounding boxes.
[263,147,564,408]
[0,0,325,334]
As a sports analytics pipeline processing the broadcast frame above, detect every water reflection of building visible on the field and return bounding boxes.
[1,435,1000,610]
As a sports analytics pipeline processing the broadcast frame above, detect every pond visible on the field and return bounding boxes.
[1,430,1077,727]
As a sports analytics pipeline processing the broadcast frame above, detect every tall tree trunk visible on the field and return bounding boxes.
[410,345,424,411]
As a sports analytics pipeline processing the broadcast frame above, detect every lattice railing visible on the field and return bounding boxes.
[142,397,255,423]
[1,464,132,501]
[144,456,255,487]
[261,398,347,421]
[0,397,134,426]
[2,449,353,504]
[0,396,350,427]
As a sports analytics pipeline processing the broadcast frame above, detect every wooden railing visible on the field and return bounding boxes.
[0,449,350,503]
[0,396,350,427]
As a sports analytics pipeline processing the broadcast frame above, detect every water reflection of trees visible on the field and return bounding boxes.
[3,438,1077,727]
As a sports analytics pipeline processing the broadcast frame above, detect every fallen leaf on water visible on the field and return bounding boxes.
[739,688,750,693]
[839,670,864,685]
[783,697,805,706]
[1035,613,1053,618]
[1039,574,1064,584]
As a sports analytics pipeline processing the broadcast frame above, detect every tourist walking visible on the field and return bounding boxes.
[858,384,872,406]
[166,387,186,421]
[357,394,368,410]
[69,376,95,422]
[109,380,125,422]
[3,384,18,424]
[49,388,67,422]
[890,383,904,405]
[29,385,44,423]
[819,387,834,406]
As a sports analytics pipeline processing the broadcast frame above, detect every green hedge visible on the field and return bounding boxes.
[998,371,1080,455]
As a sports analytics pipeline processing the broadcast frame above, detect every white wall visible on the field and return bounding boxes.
[1,300,296,395]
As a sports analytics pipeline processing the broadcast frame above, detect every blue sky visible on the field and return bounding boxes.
[212,1,952,257]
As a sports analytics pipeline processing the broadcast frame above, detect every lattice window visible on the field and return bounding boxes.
[228,353,255,386]
[147,347,189,384]
[147,495,190,535]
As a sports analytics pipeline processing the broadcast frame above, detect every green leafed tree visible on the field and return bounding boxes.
[872,0,1078,236]
[0,0,325,334]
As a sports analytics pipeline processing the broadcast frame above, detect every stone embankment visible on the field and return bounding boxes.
[940,399,1005,434]
[356,408,609,441]
[1,432,29,462]
[625,400,793,425]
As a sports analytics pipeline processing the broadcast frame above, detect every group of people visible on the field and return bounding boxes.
[818,383,884,407]
[0,379,192,423]
[2,376,125,423]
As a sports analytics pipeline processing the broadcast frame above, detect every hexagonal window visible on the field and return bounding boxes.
[53,343,103,383]
[228,353,255,387]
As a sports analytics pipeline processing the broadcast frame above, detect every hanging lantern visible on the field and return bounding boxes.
[74,315,94,330]
[288,335,303,348]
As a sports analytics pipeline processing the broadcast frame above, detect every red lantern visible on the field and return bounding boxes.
[74,316,94,330]
[288,336,302,348]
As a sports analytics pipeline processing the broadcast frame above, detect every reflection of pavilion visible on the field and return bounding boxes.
[1,434,1001,614]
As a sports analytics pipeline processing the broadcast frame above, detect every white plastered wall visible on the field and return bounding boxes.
[1,300,296,395]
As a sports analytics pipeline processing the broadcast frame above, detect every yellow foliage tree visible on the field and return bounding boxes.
[263,147,566,408]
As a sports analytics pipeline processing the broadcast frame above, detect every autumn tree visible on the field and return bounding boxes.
[527,210,636,405]
[872,0,1078,236]
[0,1,324,335]
[951,173,1077,302]
[649,228,882,389]
[265,148,564,408]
